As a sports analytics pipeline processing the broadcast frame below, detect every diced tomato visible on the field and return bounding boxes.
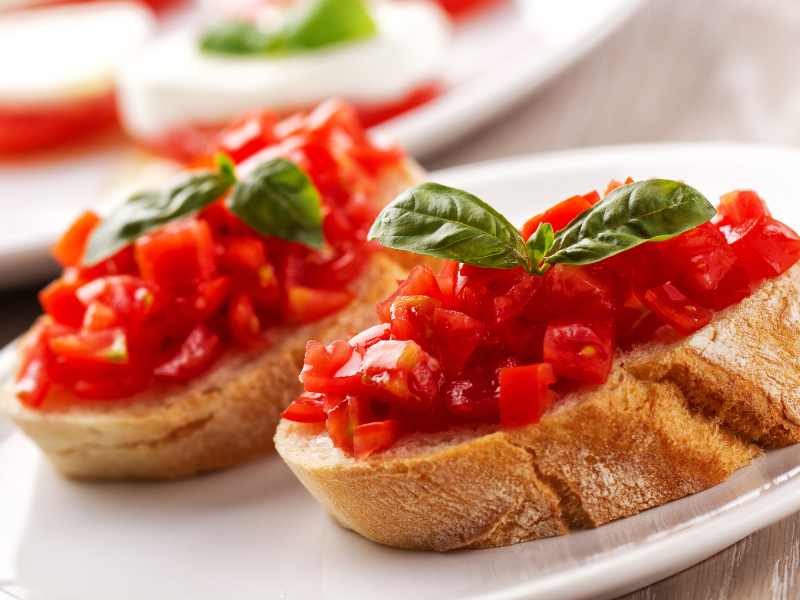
[494,273,541,323]
[498,363,557,427]
[443,376,499,423]
[221,236,267,274]
[193,277,230,322]
[14,325,51,408]
[76,275,158,326]
[435,261,459,307]
[135,219,216,296]
[353,420,399,459]
[326,400,355,453]
[725,216,800,282]
[389,295,441,344]
[228,293,262,348]
[354,82,442,128]
[543,264,616,319]
[432,308,485,374]
[286,286,353,323]
[376,265,441,322]
[361,340,443,408]
[49,328,129,365]
[39,275,86,328]
[154,325,222,382]
[52,210,100,267]
[694,263,753,310]
[282,392,327,423]
[349,323,391,351]
[642,281,713,335]
[603,177,634,196]
[82,301,118,331]
[300,340,362,394]
[543,319,614,384]
[521,191,597,240]
[714,190,770,229]
[656,223,736,295]
[434,0,504,20]
[216,111,279,164]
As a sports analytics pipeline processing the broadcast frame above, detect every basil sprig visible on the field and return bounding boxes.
[200,0,377,56]
[227,158,324,249]
[84,155,237,266]
[83,156,324,266]
[368,179,716,274]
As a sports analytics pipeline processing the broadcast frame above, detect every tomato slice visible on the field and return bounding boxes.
[154,325,222,382]
[376,265,442,322]
[52,210,100,267]
[0,91,117,155]
[543,319,615,384]
[642,281,713,335]
[353,420,399,459]
[39,275,86,328]
[134,219,216,296]
[282,392,327,423]
[498,363,557,427]
[49,328,129,365]
[286,286,353,323]
[521,191,598,240]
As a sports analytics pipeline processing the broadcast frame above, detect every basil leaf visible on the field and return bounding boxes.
[227,158,324,249]
[368,183,530,270]
[526,222,554,273]
[545,179,716,266]
[200,0,377,56]
[83,157,236,266]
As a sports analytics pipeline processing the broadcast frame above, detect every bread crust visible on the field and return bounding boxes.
[0,160,423,480]
[275,264,800,551]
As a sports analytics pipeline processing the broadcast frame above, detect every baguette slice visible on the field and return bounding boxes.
[0,159,423,481]
[275,263,800,551]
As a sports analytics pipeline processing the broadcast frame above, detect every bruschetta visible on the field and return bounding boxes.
[275,179,800,550]
[0,100,424,480]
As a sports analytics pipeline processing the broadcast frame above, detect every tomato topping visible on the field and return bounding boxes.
[23,101,403,407]
[353,420,399,459]
[498,363,557,427]
[281,392,327,423]
[52,211,100,268]
[435,0,504,20]
[285,184,800,458]
[543,319,614,384]
[154,325,222,382]
[642,282,713,335]
[521,191,598,240]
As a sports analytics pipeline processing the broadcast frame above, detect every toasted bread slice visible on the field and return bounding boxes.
[0,160,423,481]
[275,263,800,551]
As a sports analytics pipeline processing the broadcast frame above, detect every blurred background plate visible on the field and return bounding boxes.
[0,0,643,288]
[2,143,800,600]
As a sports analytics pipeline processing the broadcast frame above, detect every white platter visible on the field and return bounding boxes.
[0,0,642,286]
[3,143,800,600]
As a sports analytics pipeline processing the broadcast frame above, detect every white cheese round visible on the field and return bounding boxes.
[116,0,451,139]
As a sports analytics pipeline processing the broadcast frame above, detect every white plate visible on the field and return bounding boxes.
[2,143,800,600]
[0,0,642,287]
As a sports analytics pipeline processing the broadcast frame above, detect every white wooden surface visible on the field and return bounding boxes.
[427,0,800,597]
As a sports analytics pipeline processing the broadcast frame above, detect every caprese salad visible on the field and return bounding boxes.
[115,0,451,163]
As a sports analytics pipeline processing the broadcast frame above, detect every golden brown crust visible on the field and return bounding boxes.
[275,264,800,551]
[0,160,423,480]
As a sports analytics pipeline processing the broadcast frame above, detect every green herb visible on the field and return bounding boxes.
[367,182,530,269]
[525,222,554,274]
[83,154,237,266]
[546,179,716,265]
[200,0,377,56]
[368,179,716,274]
[227,158,324,249]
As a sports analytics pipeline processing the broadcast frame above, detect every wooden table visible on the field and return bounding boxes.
[2,0,799,596]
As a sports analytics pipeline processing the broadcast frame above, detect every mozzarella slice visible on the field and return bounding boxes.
[116,0,451,139]
[0,2,155,106]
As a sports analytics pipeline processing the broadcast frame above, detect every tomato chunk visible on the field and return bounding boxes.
[361,340,443,409]
[39,276,86,328]
[282,392,327,423]
[543,319,614,384]
[154,325,222,382]
[657,223,736,295]
[353,420,400,459]
[376,265,441,322]
[714,190,770,229]
[498,363,557,427]
[49,328,129,365]
[52,210,100,268]
[642,281,713,335]
[521,191,598,240]
[135,219,216,296]
[726,217,800,282]
[287,286,353,323]
[389,295,441,344]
